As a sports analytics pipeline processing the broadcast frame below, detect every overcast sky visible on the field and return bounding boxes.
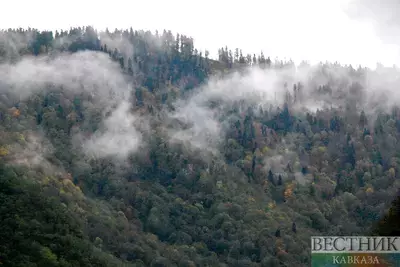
[2,0,400,68]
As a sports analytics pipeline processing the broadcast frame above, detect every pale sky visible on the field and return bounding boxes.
[2,0,399,68]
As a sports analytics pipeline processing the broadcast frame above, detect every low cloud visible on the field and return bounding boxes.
[166,65,334,153]
[80,100,143,160]
[99,31,134,58]
[0,50,143,160]
[0,30,34,62]
[0,51,128,102]
[9,131,64,175]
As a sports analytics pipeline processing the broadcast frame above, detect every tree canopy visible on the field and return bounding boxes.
[0,26,399,267]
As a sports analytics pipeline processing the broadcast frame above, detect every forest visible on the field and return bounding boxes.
[0,26,399,266]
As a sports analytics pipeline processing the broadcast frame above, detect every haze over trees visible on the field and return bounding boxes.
[0,26,399,267]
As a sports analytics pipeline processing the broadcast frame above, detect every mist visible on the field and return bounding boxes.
[166,64,341,153]
[99,31,134,58]
[0,31,34,62]
[0,51,127,100]
[9,131,65,176]
[2,23,400,176]
[263,134,313,186]
[79,100,143,160]
[0,50,143,160]
[165,60,400,183]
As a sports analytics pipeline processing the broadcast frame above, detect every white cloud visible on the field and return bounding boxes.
[82,101,143,160]
[0,50,143,160]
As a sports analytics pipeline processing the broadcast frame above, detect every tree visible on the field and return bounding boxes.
[275,229,281,237]
[268,170,275,186]
[127,57,133,74]
[278,175,283,186]
[1,25,400,267]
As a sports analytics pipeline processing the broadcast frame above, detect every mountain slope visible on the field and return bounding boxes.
[0,26,399,267]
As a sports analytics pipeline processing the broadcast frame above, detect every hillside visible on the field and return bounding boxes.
[0,26,399,267]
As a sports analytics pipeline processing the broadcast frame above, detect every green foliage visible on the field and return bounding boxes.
[0,164,132,267]
[0,26,399,267]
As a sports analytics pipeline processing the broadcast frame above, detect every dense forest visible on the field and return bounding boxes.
[0,26,399,267]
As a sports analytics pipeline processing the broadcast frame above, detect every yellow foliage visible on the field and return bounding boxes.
[366,187,374,193]
[15,133,25,142]
[275,238,285,251]
[42,176,50,185]
[262,146,270,154]
[268,202,276,209]
[175,197,183,203]
[64,173,73,180]
[9,107,20,117]
[0,146,9,156]
[62,179,73,186]
[284,182,295,200]
[248,197,256,202]
[244,154,253,161]
[278,215,285,221]
[193,242,207,251]
[317,146,327,153]
[389,168,395,178]
[199,171,209,180]
[147,233,159,242]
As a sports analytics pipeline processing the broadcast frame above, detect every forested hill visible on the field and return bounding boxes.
[0,26,399,267]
